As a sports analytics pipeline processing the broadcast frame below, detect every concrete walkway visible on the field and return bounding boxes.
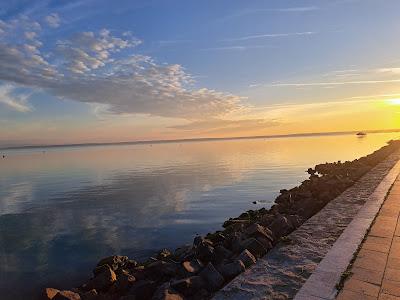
[337,177,400,300]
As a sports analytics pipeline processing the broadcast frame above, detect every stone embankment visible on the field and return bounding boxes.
[43,140,400,300]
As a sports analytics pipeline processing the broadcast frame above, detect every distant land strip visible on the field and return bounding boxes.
[1,129,400,151]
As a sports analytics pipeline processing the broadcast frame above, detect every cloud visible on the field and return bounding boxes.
[217,6,319,23]
[0,84,31,112]
[0,15,244,119]
[265,78,400,88]
[171,118,280,134]
[45,13,61,28]
[224,31,316,42]
[201,45,276,51]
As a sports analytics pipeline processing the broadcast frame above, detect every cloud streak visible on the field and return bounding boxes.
[224,31,316,42]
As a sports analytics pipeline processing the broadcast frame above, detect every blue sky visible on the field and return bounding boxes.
[1,0,400,146]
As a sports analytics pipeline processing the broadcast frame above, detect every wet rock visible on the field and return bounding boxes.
[213,245,233,263]
[157,248,172,260]
[53,290,81,300]
[128,280,157,300]
[241,238,267,258]
[182,258,203,274]
[195,241,215,262]
[244,223,274,243]
[170,276,206,296]
[88,265,117,292]
[146,260,179,279]
[113,270,136,292]
[173,245,193,261]
[43,288,60,299]
[198,263,225,291]
[237,249,257,268]
[96,255,128,271]
[80,289,97,300]
[218,260,245,279]
[269,214,292,239]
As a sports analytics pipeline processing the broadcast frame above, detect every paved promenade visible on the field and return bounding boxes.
[337,177,400,300]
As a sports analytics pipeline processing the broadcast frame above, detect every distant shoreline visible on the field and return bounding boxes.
[1,128,400,151]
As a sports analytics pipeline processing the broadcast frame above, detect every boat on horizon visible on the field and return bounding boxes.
[356,131,367,136]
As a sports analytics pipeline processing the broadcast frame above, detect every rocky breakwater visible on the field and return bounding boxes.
[43,140,400,300]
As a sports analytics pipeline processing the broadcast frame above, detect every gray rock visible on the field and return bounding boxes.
[218,260,245,279]
[199,263,225,291]
[241,238,267,258]
[96,255,128,271]
[170,276,206,296]
[237,249,257,268]
[88,265,117,292]
[53,290,81,300]
[182,259,203,274]
[244,223,274,243]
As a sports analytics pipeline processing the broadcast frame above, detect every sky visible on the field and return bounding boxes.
[0,0,400,147]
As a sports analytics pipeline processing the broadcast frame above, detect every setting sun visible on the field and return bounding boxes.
[387,98,400,105]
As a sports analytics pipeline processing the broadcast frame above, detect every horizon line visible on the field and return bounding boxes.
[1,129,400,151]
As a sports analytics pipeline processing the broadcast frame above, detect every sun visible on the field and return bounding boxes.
[387,98,400,105]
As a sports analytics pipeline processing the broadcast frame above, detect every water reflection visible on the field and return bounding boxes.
[0,133,399,299]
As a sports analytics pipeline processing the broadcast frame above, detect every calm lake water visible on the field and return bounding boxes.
[1,133,399,299]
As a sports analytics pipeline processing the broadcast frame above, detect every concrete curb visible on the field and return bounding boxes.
[294,160,400,300]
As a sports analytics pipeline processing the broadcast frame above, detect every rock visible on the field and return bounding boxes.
[218,260,245,279]
[241,238,267,258]
[269,215,292,239]
[128,280,157,300]
[195,241,215,262]
[157,248,172,260]
[80,289,97,300]
[198,263,225,292]
[255,236,273,251]
[151,286,183,300]
[182,259,203,274]
[228,232,244,254]
[146,260,179,278]
[96,255,128,271]
[113,270,136,292]
[244,223,274,243]
[53,290,81,300]
[237,249,256,268]
[170,276,206,296]
[213,245,233,263]
[88,265,117,292]
[173,245,193,261]
[43,288,60,299]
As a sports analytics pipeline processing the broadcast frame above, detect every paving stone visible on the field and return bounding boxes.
[342,278,380,297]
[351,267,384,285]
[379,293,400,299]
[337,289,377,300]
[381,279,400,297]
[384,268,400,282]
[387,257,400,270]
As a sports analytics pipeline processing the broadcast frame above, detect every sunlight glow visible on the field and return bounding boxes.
[387,99,400,105]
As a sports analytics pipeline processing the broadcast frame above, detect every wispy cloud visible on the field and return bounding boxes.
[201,45,276,51]
[217,6,319,23]
[266,78,400,88]
[224,31,316,42]
[0,84,31,112]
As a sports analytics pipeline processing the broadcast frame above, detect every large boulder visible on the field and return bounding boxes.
[128,280,157,300]
[199,263,225,292]
[88,265,117,292]
[43,288,60,300]
[244,223,274,243]
[268,214,292,239]
[236,249,256,268]
[53,290,81,300]
[218,260,245,279]
[96,255,129,272]
[170,276,206,296]
[241,238,267,258]
[182,259,203,274]
[151,283,184,300]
